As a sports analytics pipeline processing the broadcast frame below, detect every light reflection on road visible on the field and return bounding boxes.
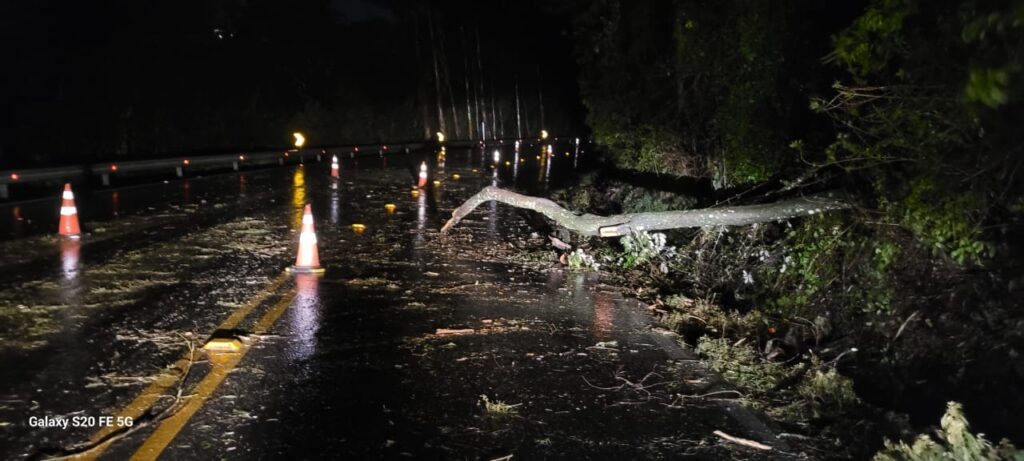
[288,273,322,361]
[291,167,306,231]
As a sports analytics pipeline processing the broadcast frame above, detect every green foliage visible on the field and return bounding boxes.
[620,187,698,214]
[696,336,789,394]
[832,0,910,78]
[798,368,861,419]
[568,188,592,211]
[565,0,1024,454]
[886,179,992,264]
[712,4,791,184]
[770,218,848,314]
[567,248,600,271]
[570,0,1024,263]
[967,67,1012,107]
[874,402,1023,461]
[663,295,770,340]
[813,83,993,266]
[818,0,1024,266]
[570,0,817,182]
[618,231,675,270]
[767,217,896,315]
[961,3,1024,108]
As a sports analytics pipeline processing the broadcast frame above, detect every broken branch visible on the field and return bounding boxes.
[713,430,773,451]
[441,186,849,237]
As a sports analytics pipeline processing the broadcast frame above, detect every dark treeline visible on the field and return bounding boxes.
[0,0,585,168]
[553,0,1024,455]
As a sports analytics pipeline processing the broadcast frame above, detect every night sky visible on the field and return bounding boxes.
[0,0,585,168]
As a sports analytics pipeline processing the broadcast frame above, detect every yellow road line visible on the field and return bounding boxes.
[129,290,298,460]
[216,273,289,331]
[72,272,289,460]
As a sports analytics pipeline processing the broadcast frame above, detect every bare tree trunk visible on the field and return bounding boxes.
[427,8,446,135]
[441,186,849,237]
[461,26,474,139]
[497,97,505,139]
[489,73,498,140]
[413,16,431,139]
[523,100,531,136]
[475,28,487,140]
[515,74,522,139]
[536,64,545,130]
[471,27,482,140]
[436,23,460,139]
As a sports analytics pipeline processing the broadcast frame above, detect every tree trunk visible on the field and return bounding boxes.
[441,186,849,237]
[436,23,460,139]
[412,16,431,139]
[489,73,498,140]
[461,26,474,139]
[515,75,522,139]
[536,64,545,131]
[475,28,487,140]
[427,8,446,135]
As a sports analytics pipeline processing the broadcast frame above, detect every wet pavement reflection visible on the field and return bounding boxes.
[0,143,785,460]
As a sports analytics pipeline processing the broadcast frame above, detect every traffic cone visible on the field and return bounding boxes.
[58,183,81,238]
[289,204,324,274]
[330,155,340,178]
[418,162,428,189]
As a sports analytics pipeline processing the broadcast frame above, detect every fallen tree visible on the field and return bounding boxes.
[441,186,850,237]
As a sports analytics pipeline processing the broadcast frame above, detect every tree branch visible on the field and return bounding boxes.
[441,186,849,237]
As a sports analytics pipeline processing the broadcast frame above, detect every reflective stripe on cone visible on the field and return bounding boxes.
[58,183,81,238]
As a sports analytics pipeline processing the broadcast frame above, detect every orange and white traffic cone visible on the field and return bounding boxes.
[58,183,81,239]
[289,204,324,274]
[330,155,340,178]
[418,161,428,189]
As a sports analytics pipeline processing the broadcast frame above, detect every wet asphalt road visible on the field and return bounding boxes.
[0,145,791,460]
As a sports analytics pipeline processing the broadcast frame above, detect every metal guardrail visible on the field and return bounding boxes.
[0,142,432,199]
[0,137,564,199]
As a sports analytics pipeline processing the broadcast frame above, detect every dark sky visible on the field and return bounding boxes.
[330,0,395,23]
[0,0,584,167]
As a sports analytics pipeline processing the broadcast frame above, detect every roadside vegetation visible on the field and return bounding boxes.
[538,0,1024,458]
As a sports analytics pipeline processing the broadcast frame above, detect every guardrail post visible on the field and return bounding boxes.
[101,173,110,186]
[233,161,239,171]
[0,184,8,200]
[278,158,284,166]
[175,166,183,178]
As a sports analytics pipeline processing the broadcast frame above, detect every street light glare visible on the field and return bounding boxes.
[293,132,306,148]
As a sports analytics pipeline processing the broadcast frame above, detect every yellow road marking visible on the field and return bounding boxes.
[72,272,289,460]
[215,273,290,331]
[129,290,298,460]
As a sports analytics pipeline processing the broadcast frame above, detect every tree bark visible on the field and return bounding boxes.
[441,186,850,237]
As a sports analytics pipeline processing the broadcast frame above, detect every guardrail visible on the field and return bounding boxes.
[0,142,430,199]
[0,136,569,199]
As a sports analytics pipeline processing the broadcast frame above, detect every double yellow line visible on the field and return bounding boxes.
[73,272,296,461]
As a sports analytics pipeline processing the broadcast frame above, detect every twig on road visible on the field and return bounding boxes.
[666,389,745,407]
[582,367,667,399]
[713,430,773,451]
[44,334,200,460]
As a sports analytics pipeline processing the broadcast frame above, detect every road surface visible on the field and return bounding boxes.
[0,144,791,459]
